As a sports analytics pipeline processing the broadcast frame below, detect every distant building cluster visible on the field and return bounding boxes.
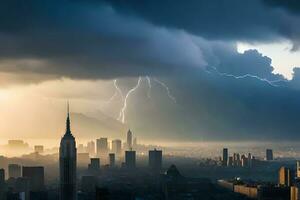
[221,148,272,168]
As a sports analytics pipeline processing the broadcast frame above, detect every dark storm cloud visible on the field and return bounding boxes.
[105,0,300,45]
[0,0,299,82]
[0,0,208,80]
[263,0,300,14]
[1,0,300,140]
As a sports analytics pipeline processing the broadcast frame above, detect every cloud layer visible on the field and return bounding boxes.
[1,0,300,140]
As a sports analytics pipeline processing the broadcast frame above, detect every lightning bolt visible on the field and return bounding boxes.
[118,77,142,123]
[107,76,176,123]
[146,76,152,98]
[113,79,124,100]
[209,67,285,87]
[102,80,121,107]
[153,78,177,104]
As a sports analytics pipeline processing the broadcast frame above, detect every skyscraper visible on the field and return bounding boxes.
[266,149,273,161]
[125,150,136,168]
[88,158,100,170]
[248,153,252,168]
[0,169,4,185]
[149,149,162,171]
[59,105,77,200]
[8,164,21,178]
[278,166,293,187]
[127,130,132,150]
[109,153,115,167]
[22,166,44,191]
[0,169,4,200]
[96,138,108,157]
[297,161,300,178]
[112,139,122,156]
[222,148,228,166]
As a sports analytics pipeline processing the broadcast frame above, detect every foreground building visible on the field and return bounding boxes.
[59,105,77,200]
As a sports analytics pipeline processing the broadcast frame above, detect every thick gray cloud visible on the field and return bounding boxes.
[263,0,300,14]
[0,0,299,82]
[0,0,208,80]
[105,0,300,47]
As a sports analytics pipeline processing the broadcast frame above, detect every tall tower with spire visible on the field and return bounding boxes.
[59,103,77,200]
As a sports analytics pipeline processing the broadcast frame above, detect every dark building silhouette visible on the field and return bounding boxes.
[125,150,136,168]
[22,166,44,191]
[222,148,228,166]
[88,158,100,170]
[109,153,115,167]
[8,164,21,179]
[96,187,110,200]
[266,149,273,161]
[59,105,77,200]
[0,168,4,184]
[0,169,5,200]
[149,149,162,171]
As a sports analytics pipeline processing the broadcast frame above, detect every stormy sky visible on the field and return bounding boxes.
[1,0,300,141]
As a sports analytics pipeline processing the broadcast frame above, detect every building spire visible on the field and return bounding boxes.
[66,101,71,135]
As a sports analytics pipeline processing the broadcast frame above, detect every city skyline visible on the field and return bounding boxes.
[2,1,300,199]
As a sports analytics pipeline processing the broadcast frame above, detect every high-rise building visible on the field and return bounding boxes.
[248,153,252,168]
[88,158,100,170]
[0,169,4,185]
[22,166,44,191]
[241,155,248,167]
[278,166,293,187]
[96,138,108,157]
[228,156,233,167]
[291,185,300,200]
[233,153,241,167]
[109,153,115,167]
[15,177,30,200]
[222,148,228,166]
[149,149,162,171]
[125,150,136,168]
[297,161,300,178]
[34,145,44,154]
[266,149,273,161]
[8,164,21,178]
[127,130,132,150]
[112,139,122,156]
[59,105,77,200]
[86,141,95,156]
[0,169,4,200]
